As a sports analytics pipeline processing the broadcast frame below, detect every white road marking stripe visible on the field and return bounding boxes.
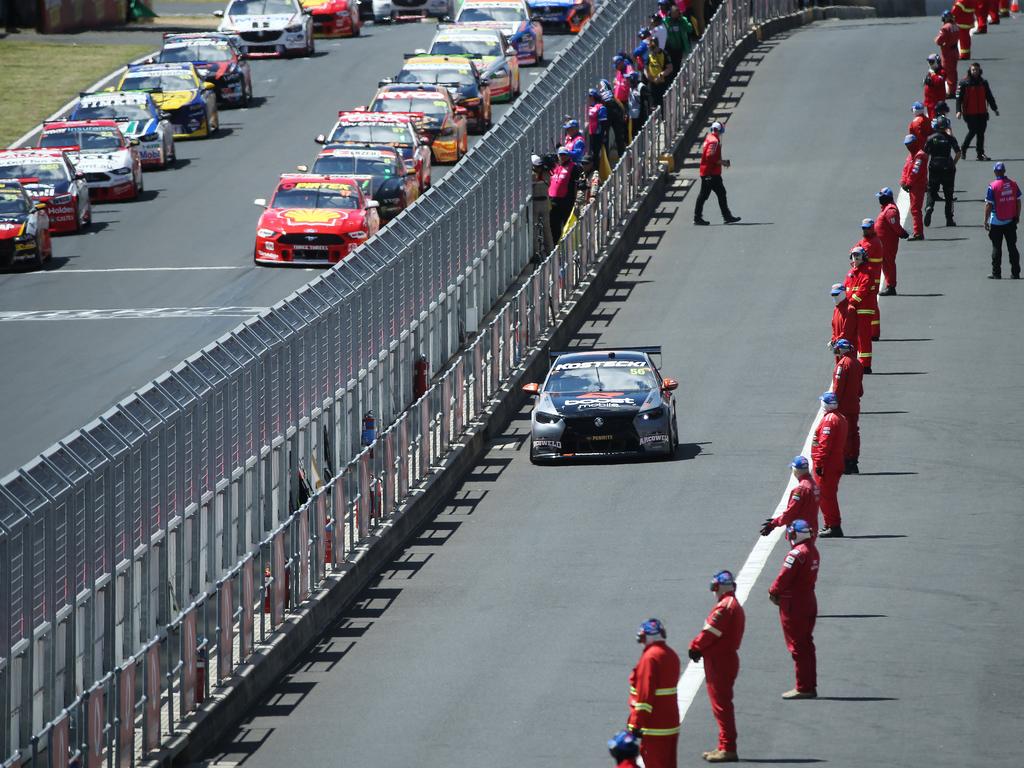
[677,405,825,723]
[897,187,910,226]
[19,266,249,275]
[0,307,266,321]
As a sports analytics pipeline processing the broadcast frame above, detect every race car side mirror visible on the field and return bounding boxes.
[441,15,452,22]
[144,56,156,64]
[522,383,540,395]
[296,164,309,172]
[366,200,380,209]
[314,134,327,144]
[506,47,516,56]
[75,172,85,180]
[35,202,47,211]
[253,198,267,207]
[662,378,678,391]
[159,111,171,120]
[129,138,140,146]
[213,9,224,17]
[203,82,216,90]
[419,138,429,146]
[407,167,417,176]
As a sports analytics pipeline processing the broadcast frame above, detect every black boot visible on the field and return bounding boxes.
[819,525,845,538]
[844,459,859,475]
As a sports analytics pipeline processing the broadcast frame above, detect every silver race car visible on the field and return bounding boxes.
[523,347,679,462]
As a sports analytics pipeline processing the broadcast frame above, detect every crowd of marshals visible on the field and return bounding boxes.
[602,5,1020,768]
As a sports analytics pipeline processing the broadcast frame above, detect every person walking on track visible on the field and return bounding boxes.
[924,116,961,228]
[812,392,848,538]
[694,121,740,226]
[761,456,820,535]
[769,520,820,699]
[935,10,959,96]
[689,571,745,763]
[627,619,681,768]
[985,162,1021,279]
[956,62,999,162]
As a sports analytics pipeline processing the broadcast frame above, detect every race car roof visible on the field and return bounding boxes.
[277,173,361,186]
[127,62,197,73]
[461,0,525,7]
[0,149,70,162]
[403,56,474,69]
[0,180,29,192]
[79,91,153,106]
[43,119,121,131]
[317,147,400,159]
[435,25,504,36]
[163,32,238,42]
[336,110,421,123]
[550,348,660,365]
[375,88,448,100]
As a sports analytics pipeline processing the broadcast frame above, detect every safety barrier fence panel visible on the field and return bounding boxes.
[0,0,800,763]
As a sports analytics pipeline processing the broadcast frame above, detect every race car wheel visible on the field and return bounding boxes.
[667,415,679,457]
[241,79,252,107]
[32,236,46,270]
[306,34,316,56]
[352,17,362,35]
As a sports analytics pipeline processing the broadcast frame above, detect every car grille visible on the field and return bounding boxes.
[0,239,14,266]
[535,5,563,13]
[239,30,282,42]
[85,172,109,183]
[560,414,638,453]
[279,233,344,246]
[394,0,427,6]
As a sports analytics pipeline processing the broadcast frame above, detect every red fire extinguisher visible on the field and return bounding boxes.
[196,640,207,704]
[413,355,428,399]
[324,517,334,565]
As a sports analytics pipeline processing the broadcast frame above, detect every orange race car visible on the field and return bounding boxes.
[368,84,468,164]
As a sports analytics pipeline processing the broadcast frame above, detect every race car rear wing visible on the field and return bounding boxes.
[548,346,662,358]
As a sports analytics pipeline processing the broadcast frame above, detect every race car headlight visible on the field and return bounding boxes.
[535,411,561,424]
[639,407,664,420]
[50,194,73,205]
[139,132,160,142]
[285,22,304,31]
[348,230,368,240]
[110,167,132,175]
[462,97,481,106]
[14,231,33,242]
[257,228,278,238]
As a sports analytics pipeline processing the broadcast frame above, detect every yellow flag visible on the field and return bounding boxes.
[599,146,612,181]
[561,207,578,239]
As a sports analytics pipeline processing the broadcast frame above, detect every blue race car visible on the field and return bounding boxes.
[524,0,590,32]
[71,91,177,169]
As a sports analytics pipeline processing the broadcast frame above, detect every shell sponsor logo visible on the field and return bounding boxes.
[282,209,344,224]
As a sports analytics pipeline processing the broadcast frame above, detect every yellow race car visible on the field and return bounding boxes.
[368,84,468,164]
[115,63,220,139]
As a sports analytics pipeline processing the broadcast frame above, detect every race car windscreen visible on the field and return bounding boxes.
[328,124,413,145]
[160,43,233,62]
[74,103,152,121]
[40,129,123,151]
[397,68,475,86]
[544,360,659,394]
[0,162,68,183]
[227,0,295,14]
[122,71,197,92]
[430,38,502,56]
[311,156,396,179]
[456,7,524,23]
[372,98,448,119]
[0,190,30,216]
[271,184,360,210]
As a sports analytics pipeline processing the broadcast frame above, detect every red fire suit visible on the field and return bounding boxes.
[689,594,745,755]
[628,641,681,768]
[811,411,848,529]
[699,132,722,176]
[907,115,932,155]
[769,540,820,693]
[875,203,908,292]
[769,475,820,533]
[856,233,882,340]
[974,0,988,32]
[901,145,928,238]
[951,0,974,59]
[831,297,854,349]
[843,263,873,369]
[998,0,1009,17]
[832,354,864,462]
[923,70,946,117]
[935,22,959,95]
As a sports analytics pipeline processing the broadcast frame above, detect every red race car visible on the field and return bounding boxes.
[300,0,362,36]
[317,110,433,192]
[253,174,381,266]
[0,148,92,234]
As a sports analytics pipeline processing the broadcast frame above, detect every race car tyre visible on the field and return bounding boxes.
[666,415,679,458]
[308,35,316,56]
[241,80,252,107]
[352,18,362,35]
[374,14,391,22]
[166,141,176,169]
[32,237,46,270]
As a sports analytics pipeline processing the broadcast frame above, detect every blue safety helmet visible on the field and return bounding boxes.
[786,519,814,545]
[563,118,579,130]
[638,26,650,38]
[820,391,839,408]
[627,71,640,83]
[876,186,894,200]
[830,282,845,296]
[927,53,940,65]
[911,101,925,114]
[904,133,917,146]
[791,455,809,470]
[833,338,854,354]
[608,730,641,760]
[588,87,600,98]
[710,570,736,592]
[636,618,666,641]
[849,245,867,262]
[613,54,625,65]
[994,162,1006,175]
[861,217,875,229]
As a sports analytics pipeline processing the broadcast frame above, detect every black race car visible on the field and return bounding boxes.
[523,347,679,462]
[304,145,418,221]
[0,179,53,269]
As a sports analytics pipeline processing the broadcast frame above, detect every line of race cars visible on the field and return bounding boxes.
[0,0,590,269]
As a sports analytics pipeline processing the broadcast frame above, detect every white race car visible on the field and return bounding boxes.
[70,91,176,170]
[38,120,144,203]
[372,0,451,23]
[216,0,315,57]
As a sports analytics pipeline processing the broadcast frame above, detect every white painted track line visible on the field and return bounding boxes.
[16,266,250,275]
[677,405,826,723]
[0,307,267,321]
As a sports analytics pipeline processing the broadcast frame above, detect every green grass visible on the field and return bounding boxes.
[0,41,153,147]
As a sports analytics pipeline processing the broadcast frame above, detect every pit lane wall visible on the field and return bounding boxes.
[0,0,818,764]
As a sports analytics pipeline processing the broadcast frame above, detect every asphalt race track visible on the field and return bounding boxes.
[199,17,1024,768]
[0,25,570,475]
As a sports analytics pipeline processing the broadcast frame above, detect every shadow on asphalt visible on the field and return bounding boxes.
[816,696,899,702]
[872,337,932,342]
[886,294,943,297]
[742,760,827,764]
[839,534,908,539]
[859,410,908,414]
[854,471,918,476]
[869,371,927,376]
[817,613,887,618]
